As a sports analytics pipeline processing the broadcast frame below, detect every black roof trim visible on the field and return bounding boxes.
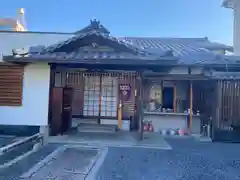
[75,19,110,35]
[2,55,178,66]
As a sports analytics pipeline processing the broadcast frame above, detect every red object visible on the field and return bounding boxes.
[148,123,153,132]
[143,122,149,132]
[178,129,185,136]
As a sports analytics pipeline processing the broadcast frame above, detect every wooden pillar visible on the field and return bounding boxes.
[173,84,177,112]
[211,80,219,140]
[215,80,222,136]
[48,66,55,126]
[99,75,103,124]
[189,80,193,133]
[118,99,122,129]
[138,72,144,140]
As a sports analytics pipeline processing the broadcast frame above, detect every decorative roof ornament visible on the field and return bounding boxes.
[222,0,234,9]
[75,19,110,35]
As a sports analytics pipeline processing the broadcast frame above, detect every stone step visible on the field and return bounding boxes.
[77,123,117,133]
[78,119,98,124]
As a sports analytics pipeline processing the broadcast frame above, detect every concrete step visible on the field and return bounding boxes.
[77,123,117,133]
[78,119,98,124]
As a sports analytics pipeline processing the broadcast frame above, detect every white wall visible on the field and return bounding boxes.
[0,63,50,126]
[224,0,240,55]
[0,31,72,57]
[233,0,240,55]
[169,67,203,75]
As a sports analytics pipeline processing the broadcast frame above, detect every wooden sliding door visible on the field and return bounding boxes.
[100,76,118,117]
[83,74,118,118]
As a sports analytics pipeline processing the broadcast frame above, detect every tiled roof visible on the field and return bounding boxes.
[122,37,232,56]
[4,19,235,66]
[7,35,233,65]
[44,31,149,56]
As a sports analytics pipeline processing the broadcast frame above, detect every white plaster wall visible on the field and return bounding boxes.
[191,67,203,75]
[0,31,72,58]
[0,63,50,125]
[169,67,203,75]
[233,0,240,55]
[169,67,188,74]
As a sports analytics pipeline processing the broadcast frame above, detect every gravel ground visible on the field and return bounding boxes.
[0,144,60,180]
[95,138,240,180]
[1,138,240,180]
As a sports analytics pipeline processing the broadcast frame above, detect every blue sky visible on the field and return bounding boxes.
[0,0,233,45]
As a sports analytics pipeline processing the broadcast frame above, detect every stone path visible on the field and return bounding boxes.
[20,145,102,180]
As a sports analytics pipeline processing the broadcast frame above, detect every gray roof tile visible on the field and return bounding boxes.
[6,19,235,66]
[122,37,232,57]
[44,31,151,56]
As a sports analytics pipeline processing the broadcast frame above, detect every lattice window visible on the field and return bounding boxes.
[100,76,117,117]
[66,72,82,87]
[83,75,100,116]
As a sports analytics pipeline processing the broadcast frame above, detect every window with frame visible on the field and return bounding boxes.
[0,63,24,106]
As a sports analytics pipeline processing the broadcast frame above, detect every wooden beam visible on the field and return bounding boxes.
[144,74,209,80]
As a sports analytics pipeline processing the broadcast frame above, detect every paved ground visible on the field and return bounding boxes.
[48,132,171,149]
[0,137,240,179]
[0,144,60,180]
[21,145,101,180]
[95,138,240,180]
[0,136,19,148]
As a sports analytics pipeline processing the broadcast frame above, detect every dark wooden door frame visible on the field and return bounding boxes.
[48,67,55,135]
[61,87,73,134]
[50,87,63,135]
